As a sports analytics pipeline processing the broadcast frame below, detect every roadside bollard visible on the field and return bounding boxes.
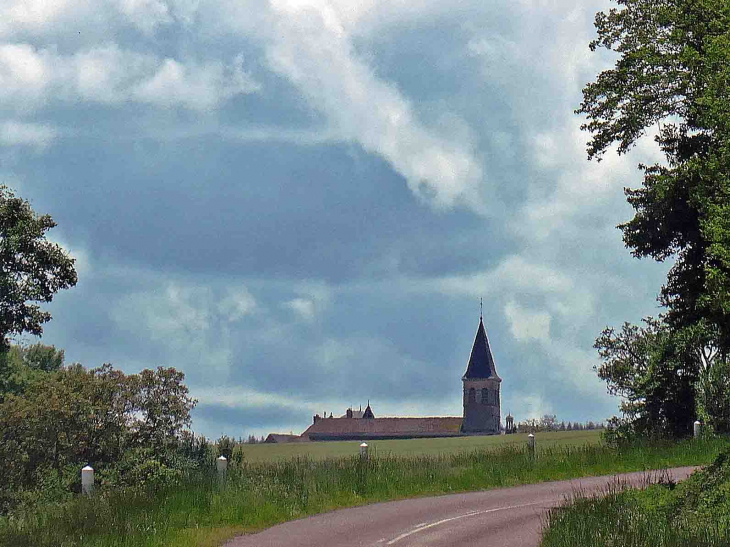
[216,456,228,484]
[360,442,368,460]
[81,465,94,496]
[694,421,701,438]
[528,434,535,460]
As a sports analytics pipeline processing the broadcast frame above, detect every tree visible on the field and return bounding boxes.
[0,363,133,500]
[540,414,558,431]
[595,317,700,437]
[0,361,197,511]
[578,0,730,351]
[0,186,77,349]
[129,367,198,451]
[0,343,65,401]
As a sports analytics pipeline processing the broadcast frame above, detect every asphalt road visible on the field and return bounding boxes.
[225,466,698,547]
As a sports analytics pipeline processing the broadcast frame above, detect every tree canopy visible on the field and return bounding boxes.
[0,186,77,349]
[578,0,730,350]
[0,359,198,512]
[594,317,700,437]
[581,0,730,437]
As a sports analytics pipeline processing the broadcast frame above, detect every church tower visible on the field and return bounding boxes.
[462,315,501,434]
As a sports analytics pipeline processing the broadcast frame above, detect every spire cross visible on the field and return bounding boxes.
[480,298,483,320]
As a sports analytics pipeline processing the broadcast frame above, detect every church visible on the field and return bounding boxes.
[265,316,502,443]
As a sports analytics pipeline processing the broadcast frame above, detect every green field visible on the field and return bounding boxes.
[240,429,602,462]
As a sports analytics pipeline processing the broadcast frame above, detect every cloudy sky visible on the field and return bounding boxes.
[3,0,671,439]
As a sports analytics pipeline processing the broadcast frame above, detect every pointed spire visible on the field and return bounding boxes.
[463,316,500,380]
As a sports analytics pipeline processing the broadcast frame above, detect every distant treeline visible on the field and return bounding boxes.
[512,414,604,434]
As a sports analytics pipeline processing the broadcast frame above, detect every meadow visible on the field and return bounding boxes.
[1,432,725,547]
[240,429,602,462]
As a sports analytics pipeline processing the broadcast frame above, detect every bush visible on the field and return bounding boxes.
[0,363,198,514]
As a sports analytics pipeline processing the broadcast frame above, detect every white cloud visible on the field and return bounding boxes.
[264,2,484,210]
[117,0,172,34]
[1,0,81,37]
[0,43,51,108]
[71,44,157,103]
[504,301,551,343]
[282,282,332,322]
[431,255,574,299]
[133,54,260,110]
[0,121,57,147]
[0,43,259,112]
[285,298,315,321]
[218,287,257,322]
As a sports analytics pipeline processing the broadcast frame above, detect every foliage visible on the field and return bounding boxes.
[595,315,730,437]
[515,417,599,434]
[0,343,66,401]
[595,317,700,438]
[579,0,730,345]
[580,0,730,438]
[0,436,723,547]
[129,367,197,452]
[216,435,245,466]
[697,357,730,433]
[542,445,730,547]
[0,362,198,513]
[0,186,77,349]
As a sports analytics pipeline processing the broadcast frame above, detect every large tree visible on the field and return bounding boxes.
[594,317,702,437]
[0,186,77,349]
[578,0,730,350]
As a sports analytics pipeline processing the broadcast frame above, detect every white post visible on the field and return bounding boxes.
[81,465,94,496]
[216,456,228,483]
[360,442,368,460]
[528,434,535,459]
[694,420,701,438]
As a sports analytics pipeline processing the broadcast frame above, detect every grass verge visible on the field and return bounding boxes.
[1,436,726,547]
[542,441,730,547]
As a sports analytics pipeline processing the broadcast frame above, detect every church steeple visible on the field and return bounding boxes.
[461,313,502,435]
[463,317,500,380]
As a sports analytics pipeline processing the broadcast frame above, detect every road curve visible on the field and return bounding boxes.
[225,467,698,547]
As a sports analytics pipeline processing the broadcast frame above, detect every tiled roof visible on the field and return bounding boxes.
[301,417,463,440]
[463,317,500,380]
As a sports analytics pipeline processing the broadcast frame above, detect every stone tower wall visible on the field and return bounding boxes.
[462,378,501,434]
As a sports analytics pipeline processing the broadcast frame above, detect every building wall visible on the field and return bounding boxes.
[462,378,501,433]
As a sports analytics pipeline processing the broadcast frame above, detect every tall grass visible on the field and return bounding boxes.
[542,486,728,547]
[0,436,725,547]
[542,440,730,547]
